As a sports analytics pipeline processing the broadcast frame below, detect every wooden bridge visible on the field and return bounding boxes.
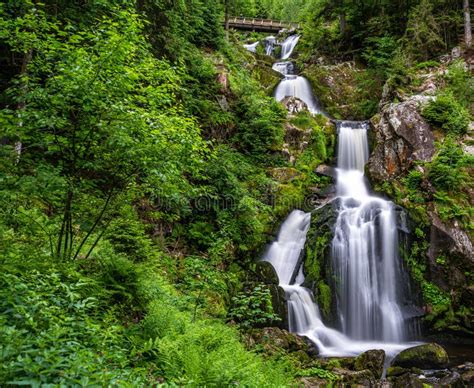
[225,17,299,33]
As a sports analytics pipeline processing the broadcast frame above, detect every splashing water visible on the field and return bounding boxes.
[280,35,300,59]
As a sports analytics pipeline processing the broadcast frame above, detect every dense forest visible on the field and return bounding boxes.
[0,0,472,386]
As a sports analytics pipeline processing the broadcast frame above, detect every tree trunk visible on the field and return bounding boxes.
[464,0,472,49]
[15,49,33,162]
[225,0,230,40]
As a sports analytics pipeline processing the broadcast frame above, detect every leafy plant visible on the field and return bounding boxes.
[228,284,281,329]
[422,93,470,134]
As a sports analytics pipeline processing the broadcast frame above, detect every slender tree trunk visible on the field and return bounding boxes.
[225,0,230,40]
[464,0,472,49]
[15,49,33,162]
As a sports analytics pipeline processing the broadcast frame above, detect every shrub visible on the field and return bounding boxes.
[422,93,470,134]
[228,284,281,329]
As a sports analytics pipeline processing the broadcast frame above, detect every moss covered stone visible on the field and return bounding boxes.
[391,343,449,369]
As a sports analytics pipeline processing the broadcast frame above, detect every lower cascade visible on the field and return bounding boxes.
[263,122,419,359]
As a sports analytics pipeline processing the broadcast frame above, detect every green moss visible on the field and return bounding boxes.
[317,281,332,318]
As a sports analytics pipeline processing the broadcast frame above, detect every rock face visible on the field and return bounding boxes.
[246,327,316,366]
[391,343,449,369]
[354,349,385,380]
[427,212,474,298]
[367,96,435,181]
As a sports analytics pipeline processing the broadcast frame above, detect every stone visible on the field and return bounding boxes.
[389,372,424,388]
[367,96,435,181]
[255,261,279,285]
[391,343,449,369]
[298,377,328,387]
[314,164,336,178]
[386,366,409,377]
[281,96,308,114]
[249,327,309,353]
[354,349,385,379]
[335,368,376,386]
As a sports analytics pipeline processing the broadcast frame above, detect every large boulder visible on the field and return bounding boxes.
[367,96,435,181]
[426,211,474,297]
[354,349,385,379]
[391,343,449,369]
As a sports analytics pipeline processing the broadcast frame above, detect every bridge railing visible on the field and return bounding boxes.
[227,16,300,30]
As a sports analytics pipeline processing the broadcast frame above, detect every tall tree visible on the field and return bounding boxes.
[464,0,472,48]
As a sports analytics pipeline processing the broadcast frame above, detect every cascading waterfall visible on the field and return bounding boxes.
[264,36,276,56]
[332,122,408,343]
[274,75,322,114]
[264,33,419,360]
[280,35,300,59]
[243,41,259,53]
[264,124,417,359]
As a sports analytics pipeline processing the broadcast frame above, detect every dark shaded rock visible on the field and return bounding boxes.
[334,368,376,386]
[354,349,385,379]
[389,372,424,388]
[255,260,279,285]
[367,96,435,182]
[387,366,409,377]
[426,211,474,295]
[298,377,328,387]
[391,343,449,369]
[249,327,309,353]
[302,201,339,325]
[314,164,336,178]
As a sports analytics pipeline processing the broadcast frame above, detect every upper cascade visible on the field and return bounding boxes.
[280,35,300,59]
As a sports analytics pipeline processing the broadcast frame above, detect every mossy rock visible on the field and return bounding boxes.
[391,343,449,369]
[354,349,385,379]
[386,366,409,377]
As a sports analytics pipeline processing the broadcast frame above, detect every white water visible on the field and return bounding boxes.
[281,35,300,59]
[264,36,276,56]
[274,75,322,114]
[266,34,419,359]
[272,61,295,76]
[243,41,259,53]
[332,123,409,343]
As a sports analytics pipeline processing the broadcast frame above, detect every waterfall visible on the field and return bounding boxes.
[264,36,276,56]
[274,75,322,114]
[280,35,300,59]
[264,32,419,359]
[243,41,259,53]
[332,122,407,342]
[264,124,417,358]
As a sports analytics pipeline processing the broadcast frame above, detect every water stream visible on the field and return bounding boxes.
[263,33,420,360]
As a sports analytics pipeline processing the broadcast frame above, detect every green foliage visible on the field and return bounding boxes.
[296,367,338,381]
[402,0,445,61]
[445,60,474,111]
[317,281,332,318]
[428,138,471,190]
[423,94,471,134]
[228,284,281,329]
[0,269,148,385]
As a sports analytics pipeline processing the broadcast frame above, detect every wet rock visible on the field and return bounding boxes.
[354,349,385,379]
[282,96,308,114]
[314,164,336,178]
[298,376,328,387]
[426,211,474,296]
[334,368,376,386]
[249,327,309,354]
[386,366,409,377]
[391,343,449,369]
[367,96,435,181]
[255,261,279,285]
[389,372,424,388]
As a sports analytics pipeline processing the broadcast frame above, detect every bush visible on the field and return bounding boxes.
[428,137,470,190]
[422,93,470,134]
[228,284,281,329]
